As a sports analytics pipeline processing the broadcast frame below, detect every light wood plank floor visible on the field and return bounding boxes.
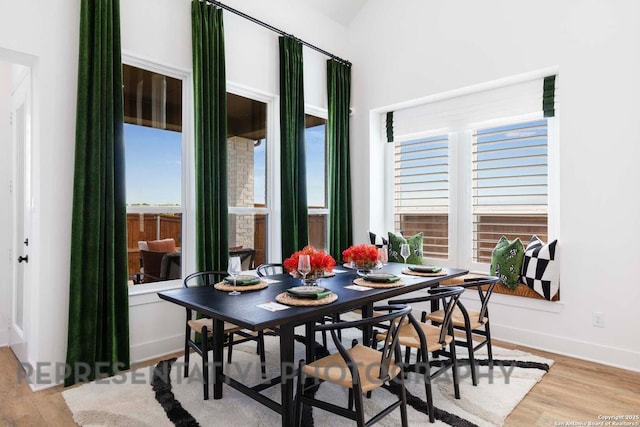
[1,341,638,426]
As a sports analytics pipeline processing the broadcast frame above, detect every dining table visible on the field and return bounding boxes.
[157,262,468,427]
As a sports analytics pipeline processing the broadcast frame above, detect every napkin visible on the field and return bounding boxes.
[363,274,401,283]
[224,276,261,286]
[408,266,442,273]
[286,288,333,299]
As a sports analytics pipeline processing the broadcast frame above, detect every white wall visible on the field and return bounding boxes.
[0,0,348,387]
[348,0,640,371]
[0,1,79,377]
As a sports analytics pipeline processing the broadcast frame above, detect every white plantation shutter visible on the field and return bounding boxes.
[394,135,449,259]
[472,119,549,263]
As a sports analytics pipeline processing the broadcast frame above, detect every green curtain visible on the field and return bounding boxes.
[192,1,229,272]
[386,111,394,142]
[279,36,308,258]
[543,75,556,118]
[327,59,353,260]
[65,0,129,386]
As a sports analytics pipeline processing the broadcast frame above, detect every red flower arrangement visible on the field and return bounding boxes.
[342,244,380,269]
[283,245,336,278]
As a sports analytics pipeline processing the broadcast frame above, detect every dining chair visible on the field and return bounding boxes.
[378,286,465,423]
[425,276,499,386]
[182,271,266,400]
[256,263,284,277]
[294,304,412,427]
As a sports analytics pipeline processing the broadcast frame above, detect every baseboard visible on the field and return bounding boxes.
[130,334,183,365]
[492,323,640,372]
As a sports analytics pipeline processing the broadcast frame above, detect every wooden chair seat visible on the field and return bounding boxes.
[187,318,244,335]
[427,307,487,330]
[302,344,401,393]
[379,322,453,353]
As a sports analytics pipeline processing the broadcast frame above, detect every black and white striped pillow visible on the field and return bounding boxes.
[521,235,559,300]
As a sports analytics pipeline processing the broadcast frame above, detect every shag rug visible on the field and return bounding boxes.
[62,332,553,427]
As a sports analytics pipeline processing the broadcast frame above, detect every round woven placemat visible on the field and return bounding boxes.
[275,292,337,306]
[353,277,405,288]
[401,268,447,277]
[214,280,268,292]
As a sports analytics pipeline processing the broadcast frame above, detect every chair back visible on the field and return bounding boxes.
[183,271,228,288]
[389,286,465,351]
[315,304,411,384]
[230,247,256,270]
[256,263,284,277]
[459,276,499,324]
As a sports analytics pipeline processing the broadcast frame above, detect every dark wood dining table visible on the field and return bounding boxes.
[157,262,468,427]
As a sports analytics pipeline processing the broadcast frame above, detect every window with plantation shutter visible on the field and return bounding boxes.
[394,135,449,259]
[472,119,549,263]
[384,70,557,269]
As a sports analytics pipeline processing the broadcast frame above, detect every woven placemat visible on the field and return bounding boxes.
[214,280,268,292]
[353,277,405,288]
[401,268,447,277]
[275,292,338,306]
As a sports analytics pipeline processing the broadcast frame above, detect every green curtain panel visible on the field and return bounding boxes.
[327,59,353,260]
[192,1,229,271]
[543,75,556,117]
[65,0,129,386]
[279,36,309,258]
[386,111,394,142]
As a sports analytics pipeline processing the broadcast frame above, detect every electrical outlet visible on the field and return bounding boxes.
[592,312,605,328]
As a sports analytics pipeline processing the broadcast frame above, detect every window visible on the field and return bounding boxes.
[227,92,269,268]
[123,63,184,284]
[386,72,557,270]
[473,120,549,263]
[394,134,449,259]
[305,114,328,251]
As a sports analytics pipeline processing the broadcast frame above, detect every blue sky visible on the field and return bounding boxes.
[125,123,326,207]
[124,124,182,205]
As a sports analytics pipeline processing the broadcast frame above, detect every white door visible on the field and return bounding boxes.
[9,70,31,363]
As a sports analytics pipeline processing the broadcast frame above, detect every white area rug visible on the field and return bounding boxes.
[63,331,553,427]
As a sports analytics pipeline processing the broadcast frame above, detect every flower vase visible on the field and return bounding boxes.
[354,261,382,277]
[302,270,324,286]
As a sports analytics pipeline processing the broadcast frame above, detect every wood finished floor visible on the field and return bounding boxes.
[1,340,638,426]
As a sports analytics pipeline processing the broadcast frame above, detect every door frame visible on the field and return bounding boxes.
[8,66,32,363]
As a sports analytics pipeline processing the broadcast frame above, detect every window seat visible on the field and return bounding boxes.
[440,273,560,301]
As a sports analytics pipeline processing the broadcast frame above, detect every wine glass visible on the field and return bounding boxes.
[297,254,311,284]
[400,243,410,264]
[377,246,388,265]
[228,256,242,296]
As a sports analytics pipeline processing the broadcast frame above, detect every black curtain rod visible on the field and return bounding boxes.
[207,0,351,66]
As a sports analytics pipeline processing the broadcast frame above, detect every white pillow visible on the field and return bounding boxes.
[521,235,559,300]
[137,241,149,251]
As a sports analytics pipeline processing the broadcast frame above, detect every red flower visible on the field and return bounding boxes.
[342,244,379,267]
[283,246,336,276]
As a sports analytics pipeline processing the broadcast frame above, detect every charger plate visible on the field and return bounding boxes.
[353,277,405,288]
[275,291,337,306]
[401,268,447,277]
[214,280,268,292]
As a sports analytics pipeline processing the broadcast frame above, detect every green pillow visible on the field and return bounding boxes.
[387,232,424,265]
[490,236,525,290]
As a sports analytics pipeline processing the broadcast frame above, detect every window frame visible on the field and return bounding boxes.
[122,52,193,294]
[226,82,280,262]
